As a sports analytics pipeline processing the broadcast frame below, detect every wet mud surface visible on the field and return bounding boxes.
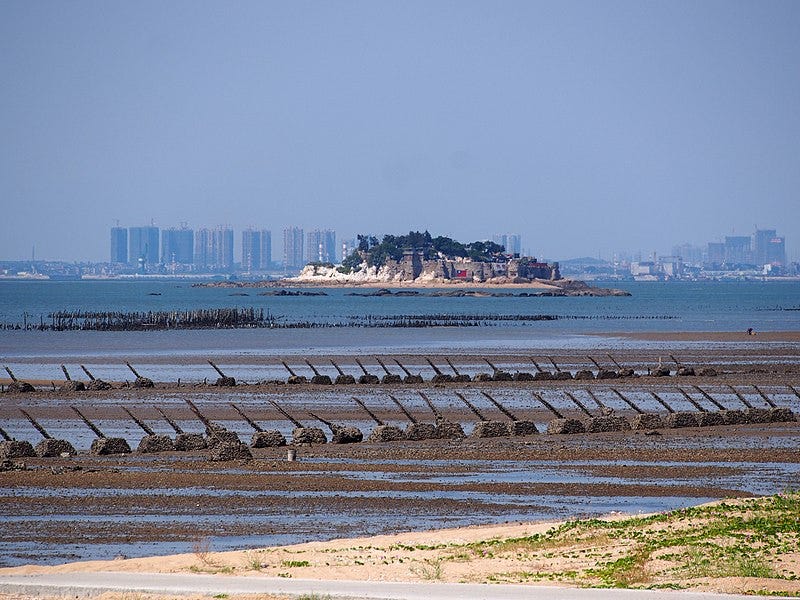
[1,346,799,568]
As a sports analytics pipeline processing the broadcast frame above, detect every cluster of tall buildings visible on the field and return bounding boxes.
[110,225,337,273]
[672,228,787,271]
[280,227,337,269]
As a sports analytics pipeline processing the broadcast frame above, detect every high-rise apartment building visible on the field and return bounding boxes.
[110,227,128,264]
[341,238,357,262]
[754,229,777,266]
[283,227,304,269]
[194,227,233,271]
[128,226,160,268]
[242,229,272,271]
[672,243,703,266]
[724,236,752,265]
[492,233,522,256]
[706,242,725,268]
[306,229,336,263]
[754,229,785,267]
[161,227,194,265]
[766,236,786,266]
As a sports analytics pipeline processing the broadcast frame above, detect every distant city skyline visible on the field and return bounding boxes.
[10,221,800,269]
[2,3,798,265]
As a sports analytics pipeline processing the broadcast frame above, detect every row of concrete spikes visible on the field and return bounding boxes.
[2,353,711,394]
[2,385,797,462]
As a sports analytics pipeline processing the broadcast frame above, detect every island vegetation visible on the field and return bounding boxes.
[339,230,507,274]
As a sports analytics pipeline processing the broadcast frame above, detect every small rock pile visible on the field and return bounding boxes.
[367,425,406,442]
[292,427,327,444]
[137,434,175,453]
[251,430,287,447]
[471,421,511,438]
[547,418,585,434]
[90,437,131,455]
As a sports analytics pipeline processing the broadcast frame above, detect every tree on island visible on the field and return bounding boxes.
[339,231,507,273]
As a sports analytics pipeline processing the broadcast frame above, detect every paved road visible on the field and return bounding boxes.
[0,571,773,599]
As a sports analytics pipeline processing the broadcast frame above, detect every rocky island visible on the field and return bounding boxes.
[200,231,630,296]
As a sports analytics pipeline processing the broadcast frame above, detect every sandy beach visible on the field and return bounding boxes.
[2,494,799,598]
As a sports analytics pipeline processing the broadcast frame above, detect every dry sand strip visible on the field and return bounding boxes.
[0,573,771,600]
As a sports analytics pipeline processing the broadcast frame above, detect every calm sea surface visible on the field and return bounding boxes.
[0,280,798,374]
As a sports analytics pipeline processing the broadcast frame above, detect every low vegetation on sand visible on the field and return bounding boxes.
[227,493,799,596]
[470,492,800,594]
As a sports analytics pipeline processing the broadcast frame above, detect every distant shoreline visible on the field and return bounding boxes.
[194,278,632,296]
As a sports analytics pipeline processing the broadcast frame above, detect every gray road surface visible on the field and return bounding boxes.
[0,571,779,599]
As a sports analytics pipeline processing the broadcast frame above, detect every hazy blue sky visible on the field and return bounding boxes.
[1,0,799,262]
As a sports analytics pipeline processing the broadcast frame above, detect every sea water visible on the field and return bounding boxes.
[0,280,798,376]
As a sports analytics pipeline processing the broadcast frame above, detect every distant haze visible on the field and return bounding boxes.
[1,1,799,262]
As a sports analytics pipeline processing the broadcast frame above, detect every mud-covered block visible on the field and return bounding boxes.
[133,377,154,388]
[86,380,112,391]
[651,367,671,377]
[287,375,308,384]
[596,370,618,380]
[666,412,698,428]
[531,372,552,381]
[90,437,131,455]
[215,376,236,387]
[431,374,453,384]
[292,427,327,445]
[0,440,35,459]
[491,371,514,382]
[380,374,402,384]
[546,418,585,434]
[676,367,695,376]
[251,430,286,447]
[311,375,333,385]
[552,371,573,380]
[695,412,724,427]
[573,370,594,380]
[616,368,636,378]
[7,381,35,393]
[586,416,631,433]
[210,442,252,461]
[452,374,471,383]
[744,408,771,424]
[404,423,438,440]
[698,367,718,377]
[335,374,356,384]
[767,408,796,423]
[510,420,538,436]
[402,375,424,384]
[35,438,76,457]
[631,413,664,430]
[366,425,406,442]
[330,426,363,444]
[60,381,85,392]
[513,371,535,381]
[436,421,466,439]
[720,410,747,425]
[473,373,493,382]
[358,374,379,384]
[137,434,175,453]
[471,421,511,438]
[174,433,207,451]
